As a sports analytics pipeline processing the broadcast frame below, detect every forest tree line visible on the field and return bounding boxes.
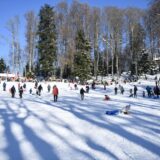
[1,0,160,81]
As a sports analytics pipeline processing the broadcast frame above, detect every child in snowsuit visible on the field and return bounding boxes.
[143,91,145,97]
[29,88,32,94]
[3,82,6,91]
[47,84,51,93]
[104,95,110,101]
[86,85,89,93]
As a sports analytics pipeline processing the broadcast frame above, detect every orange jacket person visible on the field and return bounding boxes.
[52,85,59,102]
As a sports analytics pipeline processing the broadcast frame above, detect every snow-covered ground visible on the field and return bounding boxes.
[0,80,160,160]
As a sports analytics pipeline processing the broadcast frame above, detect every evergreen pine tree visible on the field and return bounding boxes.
[138,50,158,75]
[37,4,57,78]
[150,60,159,75]
[74,30,91,84]
[0,58,6,73]
[138,52,150,74]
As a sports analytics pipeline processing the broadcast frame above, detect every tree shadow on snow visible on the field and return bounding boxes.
[1,100,60,160]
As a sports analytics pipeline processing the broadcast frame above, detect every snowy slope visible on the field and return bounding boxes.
[0,81,160,160]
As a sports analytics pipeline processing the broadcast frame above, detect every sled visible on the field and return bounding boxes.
[106,105,131,115]
[106,109,119,115]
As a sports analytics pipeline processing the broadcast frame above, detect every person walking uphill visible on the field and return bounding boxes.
[80,88,85,100]
[52,85,59,102]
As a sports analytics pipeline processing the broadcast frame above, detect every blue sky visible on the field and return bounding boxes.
[0,0,149,63]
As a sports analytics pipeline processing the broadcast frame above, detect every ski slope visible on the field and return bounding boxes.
[0,80,160,160]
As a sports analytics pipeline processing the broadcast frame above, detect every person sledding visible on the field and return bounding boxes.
[104,95,110,101]
[106,109,119,115]
[121,104,131,114]
[106,104,131,115]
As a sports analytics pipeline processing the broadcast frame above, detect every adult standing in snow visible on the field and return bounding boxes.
[134,85,138,97]
[129,89,133,97]
[10,85,16,98]
[80,88,85,100]
[18,83,20,90]
[3,82,6,91]
[38,84,43,96]
[120,85,124,95]
[23,83,26,89]
[35,81,38,89]
[92,81,96,89]
[74,84,78,90]
[104,82,107,90]
[47,84,51,93]
[146,86,152,97]
[19,86,23,98]
[154,85,159,98]
[52,85,59,102]
[86,85,89,93]
[114,86,118,95]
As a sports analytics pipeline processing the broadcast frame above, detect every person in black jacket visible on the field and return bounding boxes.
[114,86,118,95]
[134,85,138,97]
[86,85,89,93]
[3,82,6,91]
[19,86,23,98]
[80,88,85,100]
[11,85,16,98]
[38,84,43,96]
[154,85,159,98]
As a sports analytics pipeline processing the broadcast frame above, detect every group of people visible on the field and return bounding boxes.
[79,84,90,100]
[144,84,160,98]
[114,84,138,98]
[34,82,59,102]
[1,81,59,102]
[1,78,159,102]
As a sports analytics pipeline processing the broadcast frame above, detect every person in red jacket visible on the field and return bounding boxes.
[52,85,59,102]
